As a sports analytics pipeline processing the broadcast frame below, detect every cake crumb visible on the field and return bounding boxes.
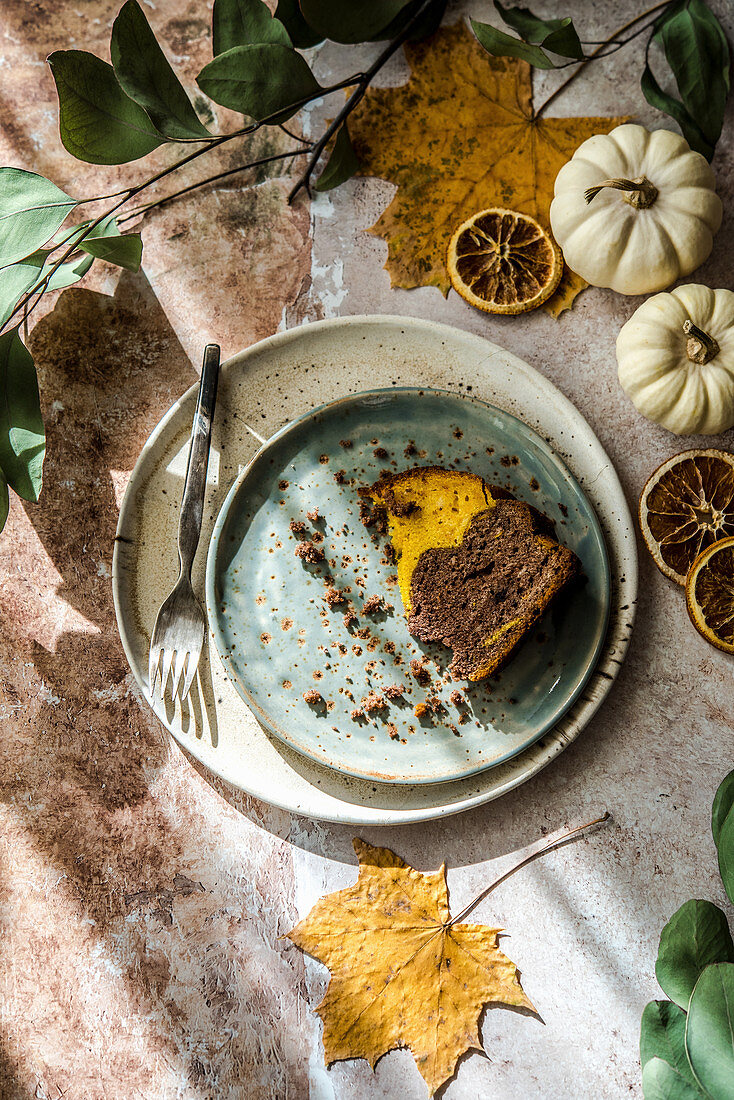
[387,723,400,741]
[383,683,405,700]
[529,477,540,491]
[289,519,307,537]
[339,439,353,449]
[334,469,347,485]
[324,586,344,607]
[295,541,324,563]
[260,632,271,644]
[283,680,292,689]
[404,441,418,457]
[362,692,387,714]
[414,702,429,718]
[352,644,363,656]
[281,617,293,631]
[350,707,364,720]
[449,689,465,707]
[307,507,320,523]
[410,657,431,686]
[362,593,384,614]
[278,479,289,490]
[303,689,323,706]
[343,610,358,629]
[355,626,371,640]
[425,694,445,715]
[373,446,389,459]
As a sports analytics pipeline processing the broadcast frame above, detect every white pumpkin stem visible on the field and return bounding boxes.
[683,320,720,365]
[584,176,659,209]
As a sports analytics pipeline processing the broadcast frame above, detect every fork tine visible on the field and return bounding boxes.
[149,646,161,697]
[159,648,175,698]
[181,653,197,703]
[171,648,187,700]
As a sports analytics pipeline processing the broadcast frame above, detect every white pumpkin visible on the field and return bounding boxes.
[550,124,722,295]
[617,284,734,435]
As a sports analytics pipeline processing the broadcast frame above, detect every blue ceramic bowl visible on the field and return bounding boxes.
[206,388,610,783]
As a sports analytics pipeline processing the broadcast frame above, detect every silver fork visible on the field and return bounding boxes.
[148,344,221,703]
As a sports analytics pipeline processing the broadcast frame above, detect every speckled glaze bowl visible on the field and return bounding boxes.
[112,315,637,824]
[205,388,610,784]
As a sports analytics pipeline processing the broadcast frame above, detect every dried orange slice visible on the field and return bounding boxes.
[446,207,562,314]
[639,449,734,585]
[686,536,734,652]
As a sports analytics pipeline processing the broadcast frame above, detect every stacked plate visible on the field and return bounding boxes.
[113,316,637,824]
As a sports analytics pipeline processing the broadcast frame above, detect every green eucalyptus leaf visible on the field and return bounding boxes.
[48,50,164,164]
[0,254,46,330]
[314,123,359,192]
[274,0,323,48]
[0,168,76,268]
[197,43,321,122]
[0,470,8,533]
[641,62,713,160]
[43,250,94,291]
[0,329,45,503]
[718,802,734,906]
[642,1057,707,1100]
[471,18,555,68]
[111,0,210,140]
[79,216,143,272]
[299,0,409,44]
[713,770,734,849]
[656,899,734,1009]
[0,224,96,323]
[495,2,584,59]
[658,0,729,150]
[640,1001,701,1088]
[685,963,734,1099]
[213,0,292,54]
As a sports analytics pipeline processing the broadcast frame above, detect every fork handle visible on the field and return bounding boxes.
[177,344,221,577]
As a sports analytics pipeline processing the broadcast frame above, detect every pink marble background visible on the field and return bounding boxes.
[1,2,732,1098]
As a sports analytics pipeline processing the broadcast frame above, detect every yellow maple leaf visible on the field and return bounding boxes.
[286,838,534,1095]
[349,21,628,315]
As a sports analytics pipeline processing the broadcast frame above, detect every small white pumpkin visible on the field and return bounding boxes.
[550,124,722,295]
[617,284,734,435]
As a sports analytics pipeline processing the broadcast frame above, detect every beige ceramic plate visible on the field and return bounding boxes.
[112,315,637,825]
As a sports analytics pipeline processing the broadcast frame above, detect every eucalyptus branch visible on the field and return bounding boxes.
[533,0,670,120]
[0,76,364,336]
[445,812,612,929]
[288,0,436,202]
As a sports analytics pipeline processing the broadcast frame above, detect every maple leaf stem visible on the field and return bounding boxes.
[444,811,612,929]
[533,1,671,120]
[288,0,437,203]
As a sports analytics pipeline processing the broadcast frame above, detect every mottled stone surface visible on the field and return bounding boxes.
[1,1,733,1098]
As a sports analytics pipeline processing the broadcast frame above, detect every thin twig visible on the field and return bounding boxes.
[445,812,612,929]
[533,0,670,120]
[118,146,313,222]
[549,17,662,71]
[288,0,436,202]
[279,121,305,142]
